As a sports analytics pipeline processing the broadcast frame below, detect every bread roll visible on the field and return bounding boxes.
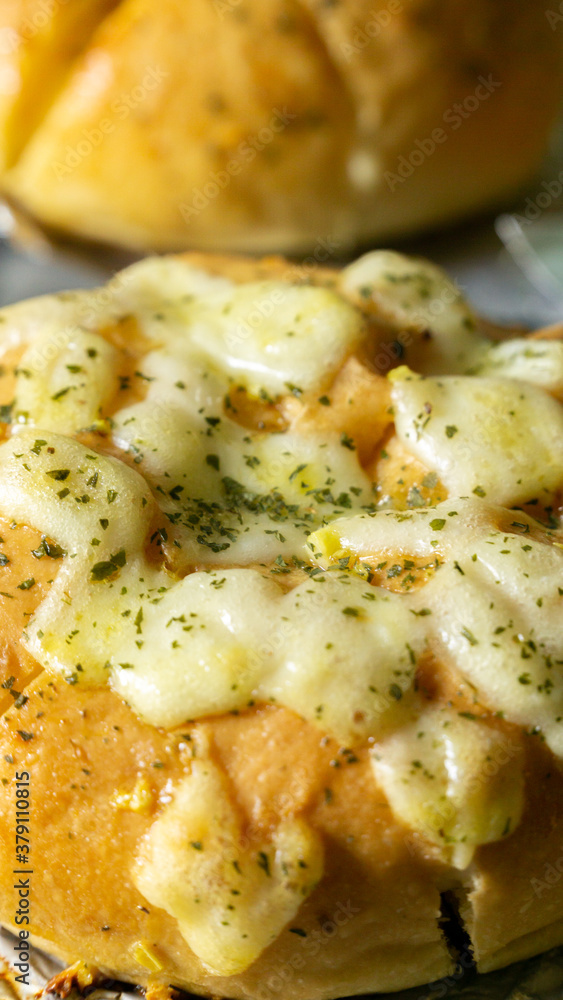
[0,250,562,999]
[0,0,561,252]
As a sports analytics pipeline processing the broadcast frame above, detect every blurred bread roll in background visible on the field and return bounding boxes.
[0,0,561,254]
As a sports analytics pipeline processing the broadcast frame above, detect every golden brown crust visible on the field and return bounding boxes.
[0,680,455,999]
[0,0,561,252]
[1,677,563,995]
[176,252,338,287]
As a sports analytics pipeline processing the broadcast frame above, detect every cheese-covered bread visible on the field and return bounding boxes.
[0,0,561,252]
[0,251,562,998]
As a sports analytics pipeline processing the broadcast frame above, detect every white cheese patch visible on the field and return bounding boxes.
[96,260,364,399]
[0,430,153,558]
[371,705,525,869]
[111,349,373,568]
[310,498,563,758]
[0,291,103,354]
[0,256,228,353]
[0,258,362,406]
[14,327,119,433]
[308,495,523,565]
[135,758,323,975]
[469,337,563,399]
[390,368,563,506]
[339,251,486,374]
[111,256,235,310]
[184,281,364,398]
[0,432,162,686]
[420,547,563,760]
[254,577,418,741]
[0,432,417,741]
[339,252,563,391]
[105,569,418,739]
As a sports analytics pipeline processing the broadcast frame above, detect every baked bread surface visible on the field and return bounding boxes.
[0,0,561,251]
[0,251,561,997]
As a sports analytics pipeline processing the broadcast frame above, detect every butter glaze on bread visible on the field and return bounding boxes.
[0,252,562,997]
[0,0,561,252]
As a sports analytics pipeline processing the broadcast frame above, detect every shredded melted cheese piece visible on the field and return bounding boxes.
[390,366,563,506]
[0,251,562,966]
[371,704,525,870]
[135,757,323,975]
[310,498,563,759]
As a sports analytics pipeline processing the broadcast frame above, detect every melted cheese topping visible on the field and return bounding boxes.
[338,250,485,374]
[0,253,561,753]
[310,498,563,760]
[0,430,414,740]
[14,327,120,432]
[470,338,563,399]
[0,251,562,963]
[135,757,323,976]
[371,705,525,870]
[390,367,563,506]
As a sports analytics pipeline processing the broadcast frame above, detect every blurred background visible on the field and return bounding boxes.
[1,0,563,324]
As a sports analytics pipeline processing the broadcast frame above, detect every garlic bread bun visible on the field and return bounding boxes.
[0,251,562,998]
[0,1,561,252]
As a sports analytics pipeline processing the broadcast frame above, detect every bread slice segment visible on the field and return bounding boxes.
[0,0,122,171]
